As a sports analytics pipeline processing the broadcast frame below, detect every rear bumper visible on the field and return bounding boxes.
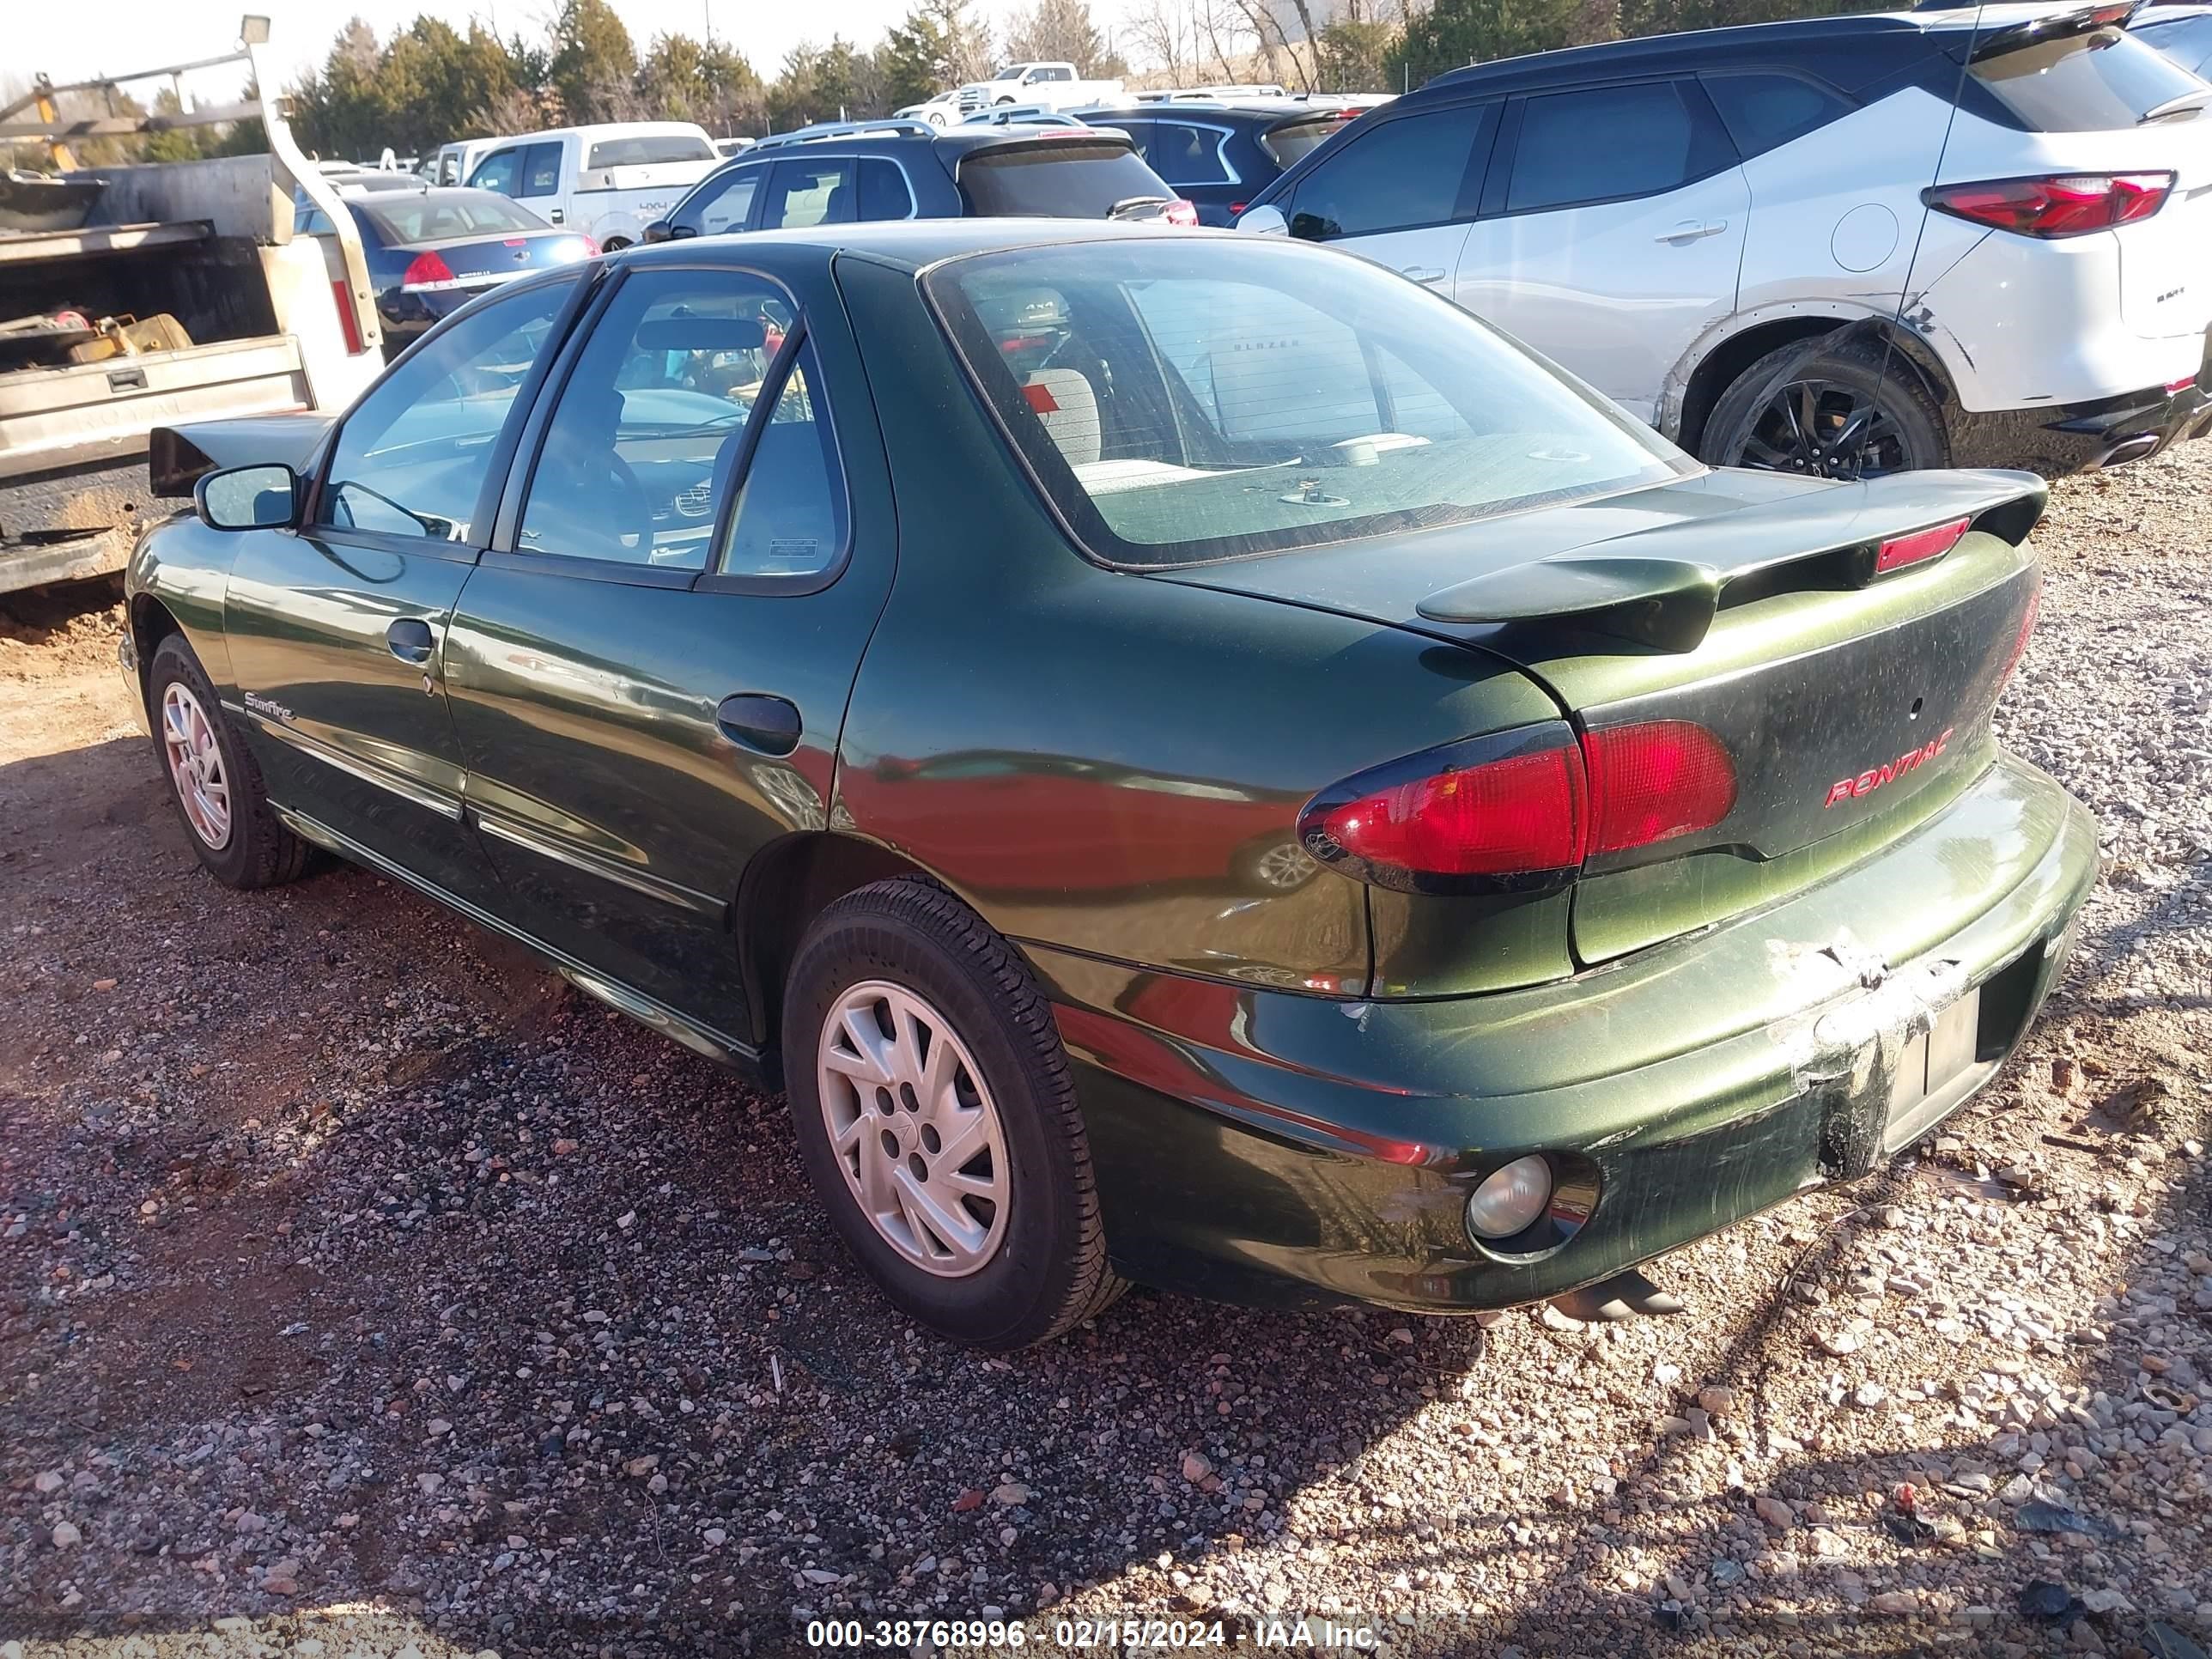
[1951,372,2212,476]
[1040,752,2098,1314]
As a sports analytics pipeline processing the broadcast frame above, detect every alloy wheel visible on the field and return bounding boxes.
[1727,378,1916,479]
[1252,841,1318,890]
[160,683,232,851]
[816,981,1011,1277]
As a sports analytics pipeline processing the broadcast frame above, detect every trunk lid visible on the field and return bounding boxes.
[1150,467,2047,965]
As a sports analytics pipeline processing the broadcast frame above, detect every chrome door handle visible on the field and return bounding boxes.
[1655,220,1727,243]
[386,617,436,665]
[715,693,802,757]
[1400,265,1447,284]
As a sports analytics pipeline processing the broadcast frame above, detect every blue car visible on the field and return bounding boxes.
[295,185,595,359]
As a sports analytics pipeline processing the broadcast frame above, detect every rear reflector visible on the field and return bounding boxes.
[1580,720,1738,857]
[1924,173,2172,239]
[1300,719,1736,891]
[1874,517,1970,576]
[330,278,365,356]
[2002,579,2042,686]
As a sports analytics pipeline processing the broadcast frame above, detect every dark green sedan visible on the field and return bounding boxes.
[119,221,2096,1348]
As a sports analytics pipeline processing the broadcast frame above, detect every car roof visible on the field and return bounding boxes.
[1413,3,2090,95]
[727,124,1136,160]
[613,216,1228,273]
[1080,100,1351,126]
[483,121,714,145]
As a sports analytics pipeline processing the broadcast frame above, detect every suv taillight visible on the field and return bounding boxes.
[1164,198,1200,227]
[1924,173,2172,239]
[1297,720,1736,890]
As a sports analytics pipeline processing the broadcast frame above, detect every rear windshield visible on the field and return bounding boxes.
[587,134,714,168]
[957,143,1173,216]
[1261,113,1354,167]
[364,193,544,242]
[926,238,1689,568]
[2133,12,2212,76]
[1970,24,2206,131]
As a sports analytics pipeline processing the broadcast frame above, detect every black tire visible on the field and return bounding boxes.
[145,633,311,890]
[1699,337,1949,477]
[599,235,631,252]
[784,878,1123,1348]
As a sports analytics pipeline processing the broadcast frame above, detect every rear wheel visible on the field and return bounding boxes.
[1700,338,1948,478]
[599,235,631,252]
[146,633,310,890]
[784,878,1122,1348]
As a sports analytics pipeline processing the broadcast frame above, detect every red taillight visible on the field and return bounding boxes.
[580,234,600,255]
[1579,720,1738,857]
[1303,720,1736,889]
[401,250,455,289]
[330,278,364,356]
[1925,173,2172,239]
[1228,202,1248,216]
[1874,516,1970,576]
[1319,744,1589,877]
[1164,198,1199,227]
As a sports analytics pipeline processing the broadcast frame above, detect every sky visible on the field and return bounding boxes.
[12,0,962,97]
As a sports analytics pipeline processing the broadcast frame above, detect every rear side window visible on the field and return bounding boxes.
[1507,81,1734,213]
[858,158,916,220]
[1702,72,1853,158]
[1146,122,1233,185]
[958,143,1170,216]
[520,143,563,197]
[1285,105,1492,240]
[1972,25,2208,131]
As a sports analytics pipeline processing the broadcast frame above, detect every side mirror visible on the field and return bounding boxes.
[1237,204,1288,236]
[195,463,301,532]
[644,219,672,244]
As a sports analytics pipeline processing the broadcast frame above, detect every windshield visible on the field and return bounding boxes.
[364,192,544,242]
[1971,24,2206,130]
[587,134,714,168]
[958,143,1170,216]
[927,238,1691,568]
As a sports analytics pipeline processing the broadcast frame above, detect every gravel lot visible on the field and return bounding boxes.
[2,446,2207,1659]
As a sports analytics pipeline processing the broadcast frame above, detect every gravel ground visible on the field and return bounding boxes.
[1,447,2208,1659]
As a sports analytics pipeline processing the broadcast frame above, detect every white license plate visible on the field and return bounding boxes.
[1885,988,1981,1150]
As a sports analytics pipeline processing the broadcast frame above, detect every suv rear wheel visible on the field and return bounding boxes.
[1700,337,1948,477]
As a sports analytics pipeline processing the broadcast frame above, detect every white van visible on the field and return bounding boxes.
[424,138,500,188]
[465,122,721,249]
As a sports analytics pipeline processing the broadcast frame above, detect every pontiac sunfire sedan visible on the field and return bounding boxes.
[120,221,2095,1348]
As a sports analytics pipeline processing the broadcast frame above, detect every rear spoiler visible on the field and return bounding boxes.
[149,413,336,498]
[1414,470,2047,653]
[1963,1,2142,59]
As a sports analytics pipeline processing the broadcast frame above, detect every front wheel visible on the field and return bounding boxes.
[146,633,311,890]
[1698,338,1948,478]
[784,878,1122,1348]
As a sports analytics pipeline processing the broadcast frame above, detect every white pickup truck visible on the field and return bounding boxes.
[980,63,1127,110]
[0,26,384,595]
[465,122,722,251]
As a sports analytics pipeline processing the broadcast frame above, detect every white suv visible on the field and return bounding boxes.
[1240,3,2212,474]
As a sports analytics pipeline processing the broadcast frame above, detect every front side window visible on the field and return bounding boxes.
[763,161,855,228]
[1507,81,1733,214]
[315,278,574,544]
[681,165,763,235]
[517,269,805,571]
[927,239,1688,568]
[467,148,523,196]
[1286,104,1491,240]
